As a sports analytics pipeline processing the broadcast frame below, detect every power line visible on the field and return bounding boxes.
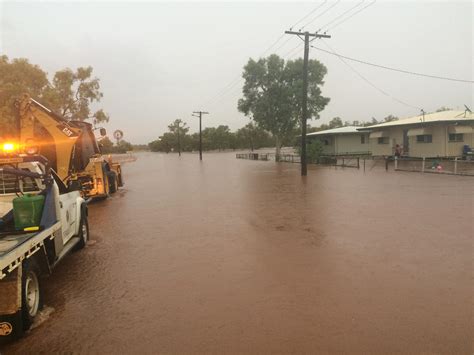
[205,0,351,109]
[209,41,307,108]
[317,0,365,32]
[311,45,474,83]
[319,40,422,110]
[290,1,328,30]
[300,0,341,31]
[326,0,376,32]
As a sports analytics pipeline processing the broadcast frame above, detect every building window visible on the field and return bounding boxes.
[377,137,389,144]
[448,133,463,142]
[321,138,330,146]
[360,135,366,144]
[416,135,432,143]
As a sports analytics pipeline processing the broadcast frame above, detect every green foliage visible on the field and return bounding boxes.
[383,114,398,122]
[42,66,108,122]
[0,56,49,136]
[295,139,324,163]
[99,136,133,154]
[235,122,273,151]
[148,122,273,153]
[328,117,343,128]
[435,106,452,112]
[238,54,330,155]
[0,56,109,137]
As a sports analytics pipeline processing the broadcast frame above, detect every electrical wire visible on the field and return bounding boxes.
[317,0,365,32]
[209,42,305,107]
[319,40,422,110]
[326,0,376,32]
[311,45,474,83]
[300,0,341,31]
[204,2,333,107]
[290,1,328,30]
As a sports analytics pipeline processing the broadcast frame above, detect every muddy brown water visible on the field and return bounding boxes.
[3,152,473,354]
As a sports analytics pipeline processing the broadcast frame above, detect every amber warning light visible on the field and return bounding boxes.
[2,142,16,153]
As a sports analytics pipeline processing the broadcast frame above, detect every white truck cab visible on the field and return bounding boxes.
[0,153,88,343]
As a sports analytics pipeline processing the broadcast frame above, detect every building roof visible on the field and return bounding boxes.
[306,126,363,136]
[366,110,474,129]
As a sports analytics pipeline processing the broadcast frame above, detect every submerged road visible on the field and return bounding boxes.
[3,152,473,353]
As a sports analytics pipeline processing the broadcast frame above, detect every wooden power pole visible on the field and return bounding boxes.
[192,111,209,160]
[285,30,331,176]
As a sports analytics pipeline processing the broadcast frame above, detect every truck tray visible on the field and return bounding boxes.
[0,222,61,279]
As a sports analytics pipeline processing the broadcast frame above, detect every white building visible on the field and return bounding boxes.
[365,110,474,157]
[306,126,371,156]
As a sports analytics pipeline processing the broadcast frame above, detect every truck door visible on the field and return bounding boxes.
[51,171,77,244]
[59,193,77,244]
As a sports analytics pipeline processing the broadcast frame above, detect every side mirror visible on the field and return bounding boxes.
[100,128,107,136]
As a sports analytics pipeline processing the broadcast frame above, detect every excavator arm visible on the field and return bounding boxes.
[16,94,82,181]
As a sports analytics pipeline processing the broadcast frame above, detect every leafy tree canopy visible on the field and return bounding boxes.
[0,55,109,137]
[238,54,330,156]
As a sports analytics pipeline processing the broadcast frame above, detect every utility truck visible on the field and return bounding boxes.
[16,94,123,199]
[0,143,88,344]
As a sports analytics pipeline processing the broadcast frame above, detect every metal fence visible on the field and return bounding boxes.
[394,157,474,176]
[236,152,474,176]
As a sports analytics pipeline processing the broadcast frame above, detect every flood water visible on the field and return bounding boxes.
[3,152,473,353]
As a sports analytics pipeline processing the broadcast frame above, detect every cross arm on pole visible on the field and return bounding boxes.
[285,30,331,39]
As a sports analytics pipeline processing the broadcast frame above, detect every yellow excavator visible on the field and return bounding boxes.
[15,93,123,199]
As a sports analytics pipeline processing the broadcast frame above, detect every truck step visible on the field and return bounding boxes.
[54,237,80,266]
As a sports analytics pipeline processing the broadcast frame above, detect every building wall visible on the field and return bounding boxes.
[409,125,444,157]
[371,127,404,156]
[371,123,474,157]
[446,131,473,157]
[334,134,371,154]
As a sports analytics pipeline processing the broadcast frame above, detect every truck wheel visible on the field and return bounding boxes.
[21,260,43,330]
[75,213,89,250]
[108,172,118,194]
[117,171,124,187]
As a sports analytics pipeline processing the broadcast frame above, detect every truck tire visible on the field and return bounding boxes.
[75,212,89,250]
[21,260,43,331]
[108,172,118,194]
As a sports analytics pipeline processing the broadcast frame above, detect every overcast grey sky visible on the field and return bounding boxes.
[1,1,472,143]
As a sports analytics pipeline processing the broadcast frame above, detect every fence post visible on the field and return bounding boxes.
[454,157,458,174]
[357,157,360,169]
[363,158,366,172]
[385,157,389,171]
[342,157,345,167]
[394,156,398,170]
[422,157,425,173]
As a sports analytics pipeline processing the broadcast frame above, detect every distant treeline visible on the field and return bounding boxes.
[146,115,404,153]
[148,122,275,153]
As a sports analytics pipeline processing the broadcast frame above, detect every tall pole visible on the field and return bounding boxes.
[301,32,309,176]
[285,30,331,176]
[199,114,202,160]
[177,120,181,157]
[192,111,209,160]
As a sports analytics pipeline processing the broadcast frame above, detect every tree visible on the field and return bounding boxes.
[0,56,49,136]
[42,66,109,123]
[435,106,452,112]
[238,54,329,159]
[383,114,398,122]
[167,119,189,156]
[236,122,270,151]
[213,125,233,151]
[99,136,115,154]
[0,56,110,138]
[328,117,343,128]
[99,136,133,154]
